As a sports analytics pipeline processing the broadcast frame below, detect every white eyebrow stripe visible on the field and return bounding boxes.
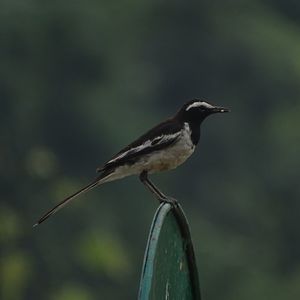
[186,101,214,111]
[106,132,181,164]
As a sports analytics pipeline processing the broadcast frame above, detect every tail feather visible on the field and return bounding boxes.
[33,171,113,227]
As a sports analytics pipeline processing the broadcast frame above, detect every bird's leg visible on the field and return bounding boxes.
[139,170,167,202]
[139,170,177,204]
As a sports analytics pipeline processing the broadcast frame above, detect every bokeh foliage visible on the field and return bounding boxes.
[1,0,300,299]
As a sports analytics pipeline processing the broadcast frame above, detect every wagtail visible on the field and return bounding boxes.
[34,99,229,226]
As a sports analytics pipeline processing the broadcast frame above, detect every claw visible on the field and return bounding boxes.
[163,197,178,205]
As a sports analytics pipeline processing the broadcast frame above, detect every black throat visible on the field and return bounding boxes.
[176,106,208,146]
[187,120,201,145]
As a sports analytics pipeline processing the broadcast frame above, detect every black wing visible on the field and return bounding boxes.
[97,118,182,171]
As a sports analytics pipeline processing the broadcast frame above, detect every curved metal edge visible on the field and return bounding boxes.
[138,202,201,300]
[172,203,201,300]
[138,203,172,300]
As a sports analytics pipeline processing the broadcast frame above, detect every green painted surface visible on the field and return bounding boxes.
[139,203,200,300]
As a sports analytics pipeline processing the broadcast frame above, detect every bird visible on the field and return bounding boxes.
[34,99,229,226]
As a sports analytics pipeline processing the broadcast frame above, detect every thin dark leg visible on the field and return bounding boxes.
[139,170,177,204]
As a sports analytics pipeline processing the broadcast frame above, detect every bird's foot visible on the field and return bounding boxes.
[161,196,178,206]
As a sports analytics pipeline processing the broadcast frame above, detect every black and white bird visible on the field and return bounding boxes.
[34,99,229,226]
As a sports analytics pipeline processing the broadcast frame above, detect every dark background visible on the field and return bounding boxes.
[1,1,300,299]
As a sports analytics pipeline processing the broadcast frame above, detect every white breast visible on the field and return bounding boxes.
[136,122,195,173]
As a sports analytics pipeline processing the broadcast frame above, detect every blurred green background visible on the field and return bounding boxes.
[1,0,300,299]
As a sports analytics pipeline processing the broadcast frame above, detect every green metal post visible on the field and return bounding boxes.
[139,203,201,299]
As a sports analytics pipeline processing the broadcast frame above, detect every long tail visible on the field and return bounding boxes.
[33,171,112,227]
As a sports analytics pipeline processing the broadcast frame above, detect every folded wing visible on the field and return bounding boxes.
[97,119,182,171]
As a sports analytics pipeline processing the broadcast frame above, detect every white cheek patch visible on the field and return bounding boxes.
[186,101,214,111]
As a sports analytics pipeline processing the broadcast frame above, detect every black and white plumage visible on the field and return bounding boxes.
[34,99,229,226]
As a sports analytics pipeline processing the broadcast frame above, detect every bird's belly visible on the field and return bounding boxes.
[141,143,195,173]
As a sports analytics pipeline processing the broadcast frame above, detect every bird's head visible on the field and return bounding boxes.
[177,99,230,123]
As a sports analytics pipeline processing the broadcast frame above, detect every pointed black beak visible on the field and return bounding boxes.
[211,106,230,113]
